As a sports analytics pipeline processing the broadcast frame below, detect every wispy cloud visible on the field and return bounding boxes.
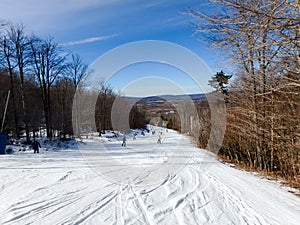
[59,34,119,47]
[162,15,188,27]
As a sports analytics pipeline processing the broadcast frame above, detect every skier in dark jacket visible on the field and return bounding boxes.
[32,140,41,153]
[157,135,162,144]
[122,135,126,147]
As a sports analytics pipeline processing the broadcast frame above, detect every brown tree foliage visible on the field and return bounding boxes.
[189,0,300,181]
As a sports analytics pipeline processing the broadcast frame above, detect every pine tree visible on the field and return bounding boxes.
[208,71,232,103]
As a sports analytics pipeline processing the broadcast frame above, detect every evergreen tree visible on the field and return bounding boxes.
[209,71,232,95]
[209,71,232,103]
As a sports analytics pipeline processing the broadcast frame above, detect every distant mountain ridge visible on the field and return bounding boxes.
[125,93,206,103]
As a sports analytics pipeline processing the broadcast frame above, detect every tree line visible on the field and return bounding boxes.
[188,0,300,182]
[0,22,91,141]
[0,21,146,142]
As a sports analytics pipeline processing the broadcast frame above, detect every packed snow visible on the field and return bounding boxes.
[0,127,300,225]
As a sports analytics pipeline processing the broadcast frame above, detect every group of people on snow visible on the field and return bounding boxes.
[28,129,166,152]
[121,129,165,147]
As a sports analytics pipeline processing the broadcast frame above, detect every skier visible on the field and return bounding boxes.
[133,133,137,140]
[157,135,162,144]
[32,140,41,153]
[122,135,126,147]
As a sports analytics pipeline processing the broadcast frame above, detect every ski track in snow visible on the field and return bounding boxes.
[0,128,300,225]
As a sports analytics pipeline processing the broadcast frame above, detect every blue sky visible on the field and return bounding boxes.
[0,0,222,97]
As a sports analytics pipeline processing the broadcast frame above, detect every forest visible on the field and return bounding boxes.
[0,22,146,143]
[188,0,300,185]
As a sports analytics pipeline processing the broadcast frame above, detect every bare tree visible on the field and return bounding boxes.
[65,54,90,92]
[0,32,19,137]
[52,77,74,138]
[188,0,300,178]
[64,54,91,137]
[96,84,115,135]
[6,23,32,142]
[30,36,67,138]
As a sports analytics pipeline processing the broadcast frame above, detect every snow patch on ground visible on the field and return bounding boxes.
[0,127,300,224]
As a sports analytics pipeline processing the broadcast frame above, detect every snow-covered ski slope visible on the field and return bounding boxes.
[1,128,300,225]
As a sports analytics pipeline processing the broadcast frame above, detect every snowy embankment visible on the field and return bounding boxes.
[0,128,300,225]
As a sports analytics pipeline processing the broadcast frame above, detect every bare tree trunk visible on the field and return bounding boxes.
[270,89,275,170]
[1,37,19,137]
[7,64,19,138]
